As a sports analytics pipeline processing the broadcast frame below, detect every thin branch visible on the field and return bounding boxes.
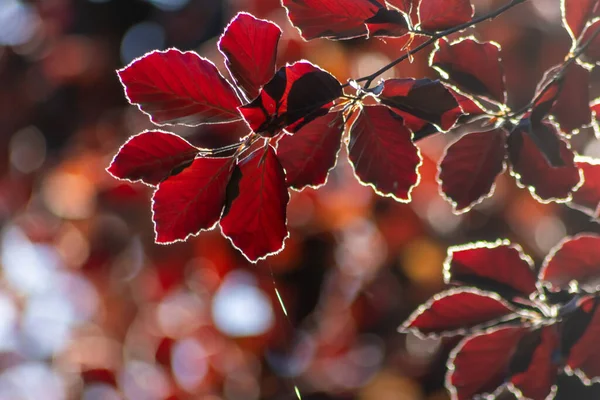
[345,0,529,89]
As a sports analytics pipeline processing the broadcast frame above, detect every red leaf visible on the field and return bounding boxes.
[400,288,517,338]
[418,0,473,31]
[539,234,600,292]
[564,298,600,384]
[218,13,282,99]
[445,241,537,298]
[107,130,200,186]
[552,63,592,133]
[118,49,242,126]
[530,66,564,125]
[277,112,344,190]
[579,19,600,64]
[365,9,410,38]
[569,157,600,218]
[561,0,600,40]
[450,88,486,118]
[220,145,289,262]
[386,0,420,26]
[152,156,234,244]
[431,38,506,104]
[447,325,529,400]
[508,327,559,400]
[508,122,581,202]
[282,0,383,40]
[438,129,507,212]
[379,78,461,131]
[348,105,422,202]
[239,61,342,136]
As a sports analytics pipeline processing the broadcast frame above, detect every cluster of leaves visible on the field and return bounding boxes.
[106,0,600,397]
[400,234,600,400]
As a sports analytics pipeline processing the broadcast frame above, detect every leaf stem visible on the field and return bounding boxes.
[346,0,529,89]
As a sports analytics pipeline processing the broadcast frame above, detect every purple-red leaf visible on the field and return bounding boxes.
[564,297,600,384]
[277,112,344,190]
[431,38,506,104]
[107,130,200,186]
[365,9,410,38]
[348,105,422,202]
[152,156,234,244]
[551,63,592,133]
[438,129,507,212]
[579,19,600,64]
[569,157,600,218]
[118,49,242,126]
[239,61,342,136]
[561,0,600,40]
[445,241,537,299]
[508,327,559,400]
[281,0,383,40]
[418,0,474,31]
[379,78,461,131]
[447,325,529,400]
[218,13,282,99]
[508,122,581,202]
[220,145,289,262]
[400,288,517,338]
[539,234,600,292]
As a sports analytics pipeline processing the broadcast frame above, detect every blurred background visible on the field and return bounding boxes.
[1,0,600,399]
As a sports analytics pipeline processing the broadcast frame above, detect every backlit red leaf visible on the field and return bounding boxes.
[418,0,474,31]
[569,157,600,218]
[551,63,592,133]
[239,61,342,136]
[438,129,507,213]
[508,122,581,202]
[218,13,282,99]
[561,0,600,40]
[152,156,234,244]
[379,78,461,131]
[386,0,420,26]
[220,145,289,262]
[348,105,422,202]
[508,326,559,400]
[281,0,383,40]
[118,49,242,126]
[447,325,529,400]
[579,19,600,64]
[431,38,506,104]
[365,9,409,38]
[107,130,199,186]
[277,112,344,190]
[539,234,600,292]
[400,288,517,338]
[445,241,537,299]
[564,297,600,384]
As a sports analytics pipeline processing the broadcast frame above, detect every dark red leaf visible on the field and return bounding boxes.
[107,130,200,186]
[220,145,289,262]
[564,297,600,384]
[239,61,342,136]
[348,105,421,201]
[551,63,592,133]
[561,0,600,40]
[431,38,506,104]
[281,0,383,40]
[449,88,485,117]
[386,0,420,26]
[218,13,282,99]
[118,49,242,126]
[400,288,517,338]
[445,241,537,299]
[379,78,461,131]
[438,129,507,212]
[539,234,600,292]
[418,0,473,31]
[508,122,581,202]
[152,156,234,244]
[508,326,559,400]
[579,19,600,64]
[277,112,344,190]
[365,9,409,38]
[530,66,563,126]
[447,325,529,400]
[569,157,600,218]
